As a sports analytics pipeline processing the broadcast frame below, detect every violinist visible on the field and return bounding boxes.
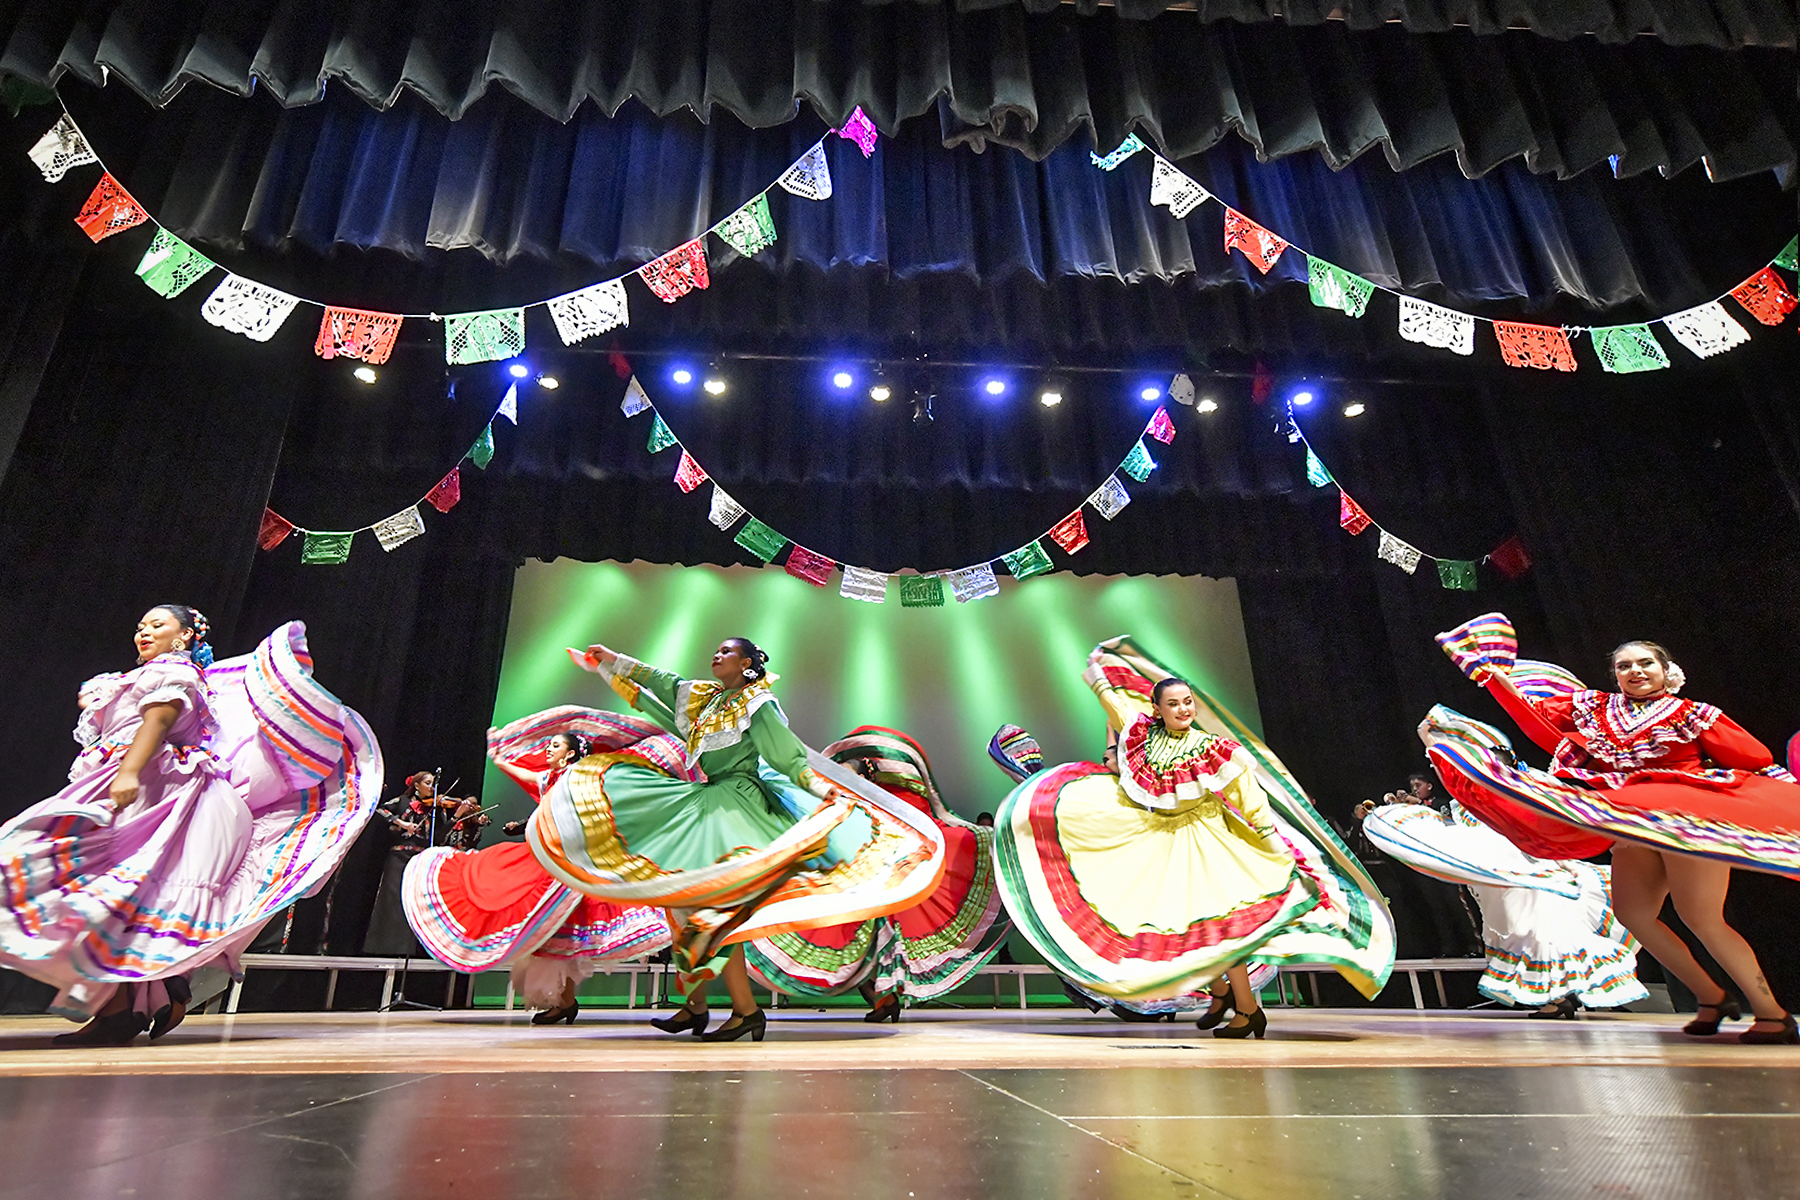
[448,795,494,852]
[363,770,457,956]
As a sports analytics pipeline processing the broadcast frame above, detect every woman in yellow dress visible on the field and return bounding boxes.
[991,637,1395,1036]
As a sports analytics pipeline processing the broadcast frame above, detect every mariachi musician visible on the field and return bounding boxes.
[363,771,460,955]
[447,795,495,852]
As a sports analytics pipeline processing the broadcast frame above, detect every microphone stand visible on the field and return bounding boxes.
[382,766,449,1013]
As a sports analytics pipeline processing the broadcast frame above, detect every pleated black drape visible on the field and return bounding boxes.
[2,2,1793,176]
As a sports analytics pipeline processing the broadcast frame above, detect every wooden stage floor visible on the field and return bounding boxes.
[1,1009,1796,1199]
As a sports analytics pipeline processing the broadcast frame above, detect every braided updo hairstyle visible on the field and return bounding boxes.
[725,636,771,682]
[151,603,214,668]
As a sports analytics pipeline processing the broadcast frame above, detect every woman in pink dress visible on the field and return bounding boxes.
[0,605,382,1046]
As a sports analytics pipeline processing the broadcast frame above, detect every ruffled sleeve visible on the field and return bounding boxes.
[132,657,205,715]
[72,672,130,746]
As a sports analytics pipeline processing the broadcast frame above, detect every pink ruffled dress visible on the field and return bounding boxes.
[0,623,382,1019]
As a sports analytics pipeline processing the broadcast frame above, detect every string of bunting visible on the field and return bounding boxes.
[1286,415,1530,591]
[1095,136,1800,371]
[254,380,523,563]
[28,100,879,365]
[615,373,1183,605]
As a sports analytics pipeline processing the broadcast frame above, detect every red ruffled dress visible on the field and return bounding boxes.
[401,708,673,1009]
[1424,613,1800,874]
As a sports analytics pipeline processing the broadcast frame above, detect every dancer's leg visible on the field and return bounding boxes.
[1663,853,1786,1024]
[721,946,758,1016]
[1221,964,1261,1029]
[1610,845,1724,1001]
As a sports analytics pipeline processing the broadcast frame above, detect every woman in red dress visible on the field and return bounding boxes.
[400,708,674,1023]
[1425,613,1800,1043]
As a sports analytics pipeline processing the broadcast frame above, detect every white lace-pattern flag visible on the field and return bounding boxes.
[839,566,889,603]
[1088,474,1132,520]
[372,506,427,552]
[777,144,833,201]
[1661,302,1751,360]
[1377,530,1422,574]
[1168,373,1196,407]
[497,383,518,424]
[546,279,629,345]
[1397,296,1476,356]
[200,275,301,343]
[28,116,98,182]
[708,483,746,530]
[1149,156,1210,220]
[620,376,651,417]
[948,563,1000,603]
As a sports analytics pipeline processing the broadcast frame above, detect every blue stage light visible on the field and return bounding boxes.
[983,378,1007,396]
[671,367,694,386]
[508,362,530,379]
[1139,385,1162,402]
[1291,389,1315,407]
[832,370,855,390]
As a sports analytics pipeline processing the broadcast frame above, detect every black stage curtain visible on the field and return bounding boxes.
[1,2,1793,176]
[41,79,1790,316]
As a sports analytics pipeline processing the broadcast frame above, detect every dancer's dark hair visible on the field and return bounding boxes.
[1150,677,1193,707]
[150,603,213,668]
[725,636,771,681]
[552,732,592,760]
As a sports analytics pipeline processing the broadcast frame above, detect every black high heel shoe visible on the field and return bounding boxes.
[1738,1013,1799,1045]
[1194,993,1233,1031]
[698,1009,766,1043]
[150,976,193,1041]
[52,1009,150,1048]
[864,994,901,1024]
[532,1001,580,1026]
[1212,1007,1267,1040]
[649,1006,710,1036]
[1683,995,1743,1036]
[1529,996,1579,1020]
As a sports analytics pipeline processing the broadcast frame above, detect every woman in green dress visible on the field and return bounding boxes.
[527,637,945,1043]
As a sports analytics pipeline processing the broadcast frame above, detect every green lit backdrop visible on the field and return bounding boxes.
[483,559,1259,824]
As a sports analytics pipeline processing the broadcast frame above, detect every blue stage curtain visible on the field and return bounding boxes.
[68,82,1789,316]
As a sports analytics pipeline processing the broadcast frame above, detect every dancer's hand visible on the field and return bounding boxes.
[109,770,141,811]
[585,643,619,667]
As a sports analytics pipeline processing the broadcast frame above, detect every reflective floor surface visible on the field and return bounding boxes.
[1,1010,1795,1199]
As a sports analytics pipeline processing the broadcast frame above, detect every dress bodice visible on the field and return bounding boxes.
[73,655,214,758]
[598,654,832,799]
[1117,714,1265,820]
[1508,689,1775,787]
